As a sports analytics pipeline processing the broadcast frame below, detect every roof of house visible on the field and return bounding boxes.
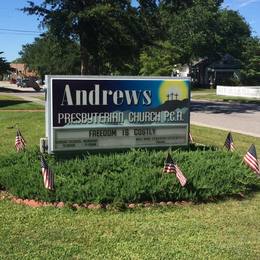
[192,54,241,70]
[10,63,26,72]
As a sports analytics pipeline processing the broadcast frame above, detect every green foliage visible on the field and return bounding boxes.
[160,0,218,63]
[139,41,181,76]
[160,1,250,64]
[217,9,250,60]
[0,148,259,204]
[23,1,156,75]
[0,52,10,76]
[19,34,81,77]
[137,1,251,75]
[240,37,260,85]
[21,0,255,78]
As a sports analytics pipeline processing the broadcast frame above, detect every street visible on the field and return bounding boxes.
[191,100,260,137]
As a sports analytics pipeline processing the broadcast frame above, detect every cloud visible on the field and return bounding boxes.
[238,0,260,7]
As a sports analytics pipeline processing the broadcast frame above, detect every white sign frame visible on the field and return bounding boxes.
[45,75,190,153]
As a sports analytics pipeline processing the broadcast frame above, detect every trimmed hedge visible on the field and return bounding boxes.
[0,148,259,204]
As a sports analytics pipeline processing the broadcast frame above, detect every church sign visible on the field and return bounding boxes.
[45,76,190,153]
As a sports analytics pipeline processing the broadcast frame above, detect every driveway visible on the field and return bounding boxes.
[191,100,260,137]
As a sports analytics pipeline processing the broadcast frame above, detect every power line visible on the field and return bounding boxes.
[0,32,41,36]
[0,28,42,34]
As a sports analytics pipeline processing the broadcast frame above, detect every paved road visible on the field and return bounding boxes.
[191,100,260,137]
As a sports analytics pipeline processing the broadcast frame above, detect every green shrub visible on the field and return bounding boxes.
[0,148,259,204]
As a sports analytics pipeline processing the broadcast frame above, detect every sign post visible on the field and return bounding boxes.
[45,76,190,153]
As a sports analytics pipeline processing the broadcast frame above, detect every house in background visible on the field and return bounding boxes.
[191,54,241,87]
[9,63,37,82]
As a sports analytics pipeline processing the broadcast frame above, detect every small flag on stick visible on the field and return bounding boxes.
[224,132,235,151]
[15,129,26,152]
[40,155,54,190]
[163,153,187,186]
[243,144,259,175]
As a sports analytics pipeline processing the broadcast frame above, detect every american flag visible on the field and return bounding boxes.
[40,155,54,190]
[224,132,235,151]
[163,153,187,186]
[243,144,259,175]
[15,129,26,152]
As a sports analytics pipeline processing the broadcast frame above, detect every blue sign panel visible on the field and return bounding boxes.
[46,76,190,153]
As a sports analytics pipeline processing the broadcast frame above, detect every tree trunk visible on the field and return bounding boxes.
[79,32,89,75]
[81,60,86,75]
[79,20,100,75]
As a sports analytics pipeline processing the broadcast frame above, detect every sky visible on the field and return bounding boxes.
[0,0,260,62]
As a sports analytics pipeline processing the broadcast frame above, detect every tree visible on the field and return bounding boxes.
[240,37,260,85]
[217,9,251,60]
[159,0,250,63]
[138,0,226,74]
[138,0,252,76]
[23,0,158,75]
[0,52,10,79]
[139,41,181,76]
[19,34,81,78]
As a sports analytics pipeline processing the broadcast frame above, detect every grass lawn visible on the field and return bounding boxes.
[191,88,216,94]
[0,99,260,259]
[192,91,260,104]
[191,125,260,155]
[33,95,45,101]
[1,193,260,259]
[0,95,44,110]
[0,112,44,156]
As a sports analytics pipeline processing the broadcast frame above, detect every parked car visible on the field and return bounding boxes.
[16,78,29,88]
[16,78,23,87]
[16,77,41,92]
